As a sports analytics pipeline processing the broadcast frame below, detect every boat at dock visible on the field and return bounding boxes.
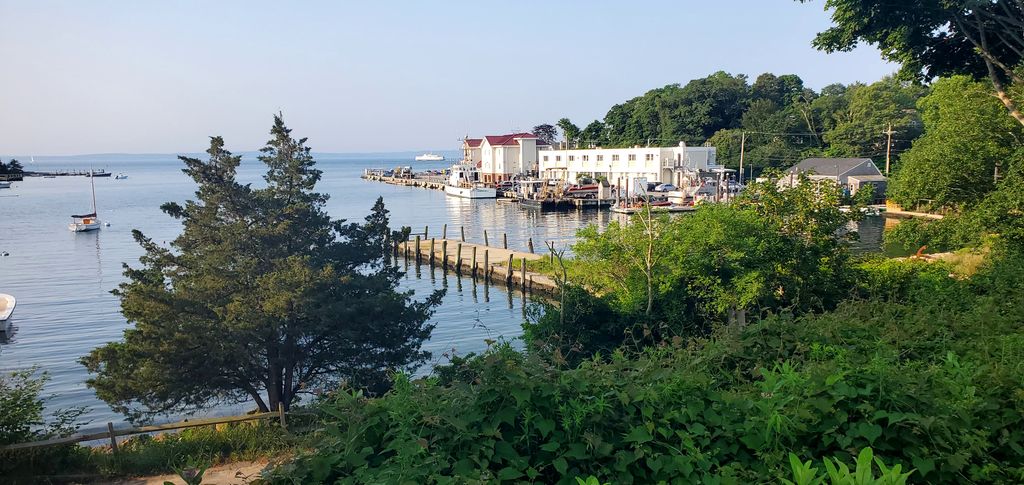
[69,171,102,232]
[0,181,10,189]
[0,293,15,335]
[415,153,445,162]
[88,170,112,178]
[444,163,496,199]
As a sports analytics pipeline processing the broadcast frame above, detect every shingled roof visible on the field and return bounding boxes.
[787,158,878,176]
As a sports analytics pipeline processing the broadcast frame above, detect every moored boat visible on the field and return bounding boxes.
[444,163,496,199]
[69,171,102,232]
[0,293,15,335]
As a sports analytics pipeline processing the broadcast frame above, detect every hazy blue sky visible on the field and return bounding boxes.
[1,1,895,155]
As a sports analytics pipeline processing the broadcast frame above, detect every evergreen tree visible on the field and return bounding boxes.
[82,116,442,420]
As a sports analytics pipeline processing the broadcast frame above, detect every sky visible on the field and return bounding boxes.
[0,1,896,156]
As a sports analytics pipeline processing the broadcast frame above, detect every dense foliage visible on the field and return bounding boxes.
[82,116,442,420]
[800,0,1024,126]
[267,249,1024,484]
[888,76,1024,209]
[0,158,24,174]
[524,175,860,360]
[0,369,81,446]
[547,72,925,175]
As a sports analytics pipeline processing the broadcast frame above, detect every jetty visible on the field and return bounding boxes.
[395,225,559,295]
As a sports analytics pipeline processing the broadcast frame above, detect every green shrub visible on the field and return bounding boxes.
[264,251,1024,484]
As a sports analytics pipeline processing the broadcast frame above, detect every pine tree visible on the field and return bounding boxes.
[82,116,442,420]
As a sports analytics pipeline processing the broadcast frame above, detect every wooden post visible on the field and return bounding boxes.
[528,238,534,254]
[442,223,447,240]
[521,258,527,290]
[107,422,119,455]
[441,240,448,269]
[506,254,514,283]
[484,230,489,246]
[430,238,436,265]
[503,233,508,249]
[415,235,421,263]
[461,226,466,242]
[484,249,490,282]
[278,402,287,430]
[471,246,478,278]
[456,243,462,274]
[424,226,429,239]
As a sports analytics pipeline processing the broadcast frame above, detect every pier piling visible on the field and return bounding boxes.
[461,226,465,242]
[430,238,436,265]
[484,250,490,282]
[425,226,429,239]
[503,233,508,249]
[415,236,421,263]
[484,230,489,246]
[441,240,448,270]
[456,243,462,274]
[528,238,534,254]
[471,246,477,278]
[521,258,527,291]
[442,224,447,240]
[506,254,514,284]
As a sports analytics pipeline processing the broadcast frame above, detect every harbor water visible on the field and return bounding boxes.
[0,154,885,426]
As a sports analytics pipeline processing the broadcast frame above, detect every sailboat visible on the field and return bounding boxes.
[69,171,101,232]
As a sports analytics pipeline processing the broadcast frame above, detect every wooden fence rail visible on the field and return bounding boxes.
[2,405,291,453]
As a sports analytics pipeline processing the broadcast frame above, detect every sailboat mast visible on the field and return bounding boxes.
[90,169,97,215]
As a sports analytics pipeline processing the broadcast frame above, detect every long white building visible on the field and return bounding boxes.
[538,144,718,188]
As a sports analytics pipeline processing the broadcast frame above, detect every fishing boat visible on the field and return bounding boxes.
[444,163,496,199]
[89,170,112,178]
[0,293,15,335]
[414,153,445,162]
[69,172,101,232]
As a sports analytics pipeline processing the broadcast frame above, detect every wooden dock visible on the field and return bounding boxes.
[362,173,447,191]
[397,236,558,295]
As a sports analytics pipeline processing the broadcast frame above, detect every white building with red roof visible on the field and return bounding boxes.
[461,133,550,184]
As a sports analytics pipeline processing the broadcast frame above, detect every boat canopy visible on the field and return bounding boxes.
[71,212,97,219]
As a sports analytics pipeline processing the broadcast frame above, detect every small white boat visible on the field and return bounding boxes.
[0,293,15,334]
[115,173,128,180]
[444,163,496,199]
[69,171,101,232]
[415,153,445,162]
[0,181,10,189]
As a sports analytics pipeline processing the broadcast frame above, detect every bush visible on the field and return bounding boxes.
[264,251,1024,484]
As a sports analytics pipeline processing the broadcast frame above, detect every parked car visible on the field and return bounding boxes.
[654,183,678,192]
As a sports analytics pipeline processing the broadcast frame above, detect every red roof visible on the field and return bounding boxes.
[483,132,540,146]
[464,138,482,148]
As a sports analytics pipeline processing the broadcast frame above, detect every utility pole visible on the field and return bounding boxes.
[883,123,895,175]
[738,131,746,184]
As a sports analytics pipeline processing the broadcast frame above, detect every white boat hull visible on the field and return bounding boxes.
[444,185,496,199]
[69,221,101,232]
[0,293,15,334]
[0,182,10,189]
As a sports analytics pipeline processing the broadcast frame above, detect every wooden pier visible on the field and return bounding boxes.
[397,232,559,295]
[362,172,447,191]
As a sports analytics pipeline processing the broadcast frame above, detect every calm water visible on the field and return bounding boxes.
[0,155,614,426]
[0,155,885,427]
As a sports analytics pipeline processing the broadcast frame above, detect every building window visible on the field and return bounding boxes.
[628,154,636,161]
[556,156,561,161]
[568,155,575,161]
[645,153,655,161]
[582,155,589,161]
[612,154,620,161]
[543,155,549,162]
[597,155,604,161]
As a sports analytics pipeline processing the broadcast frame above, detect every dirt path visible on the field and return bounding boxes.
[106,460,268,485]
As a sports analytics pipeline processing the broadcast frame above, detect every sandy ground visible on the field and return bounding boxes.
[103,460,268,485]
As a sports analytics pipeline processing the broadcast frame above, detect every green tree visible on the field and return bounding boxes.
[801,0,1024,126]
[82,116,442,420]
[823,77,925,159]
[580,120,607,147]
[557,118,581,148]
[531,124,558,145]
[0,369,82,445]
[889,76,1024,208]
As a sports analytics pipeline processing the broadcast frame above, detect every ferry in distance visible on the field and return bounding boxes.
[414,153,445,162]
